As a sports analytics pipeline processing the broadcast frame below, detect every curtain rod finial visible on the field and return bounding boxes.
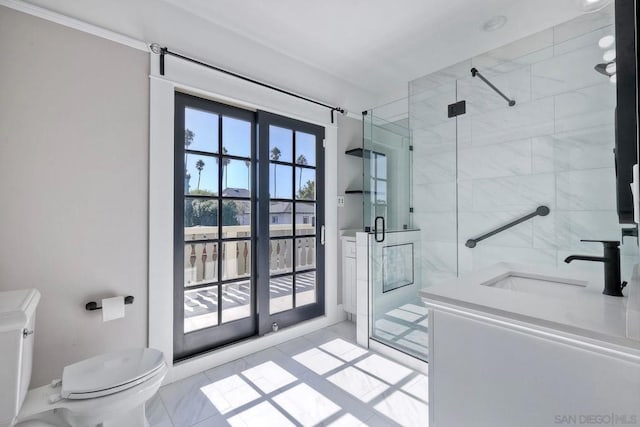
[149,43,162,54]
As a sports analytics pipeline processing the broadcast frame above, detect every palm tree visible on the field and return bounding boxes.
[218,147,231,191]
[296,154,308,196]
[195,159,205,190]
[270,147,281,197]
[244,160,250,191]
[184,129,194,149]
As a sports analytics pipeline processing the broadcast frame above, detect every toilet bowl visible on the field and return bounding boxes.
[16,348,167,427]
[0,289,167,427]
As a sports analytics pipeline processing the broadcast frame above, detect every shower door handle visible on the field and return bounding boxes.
[374,216,385,243]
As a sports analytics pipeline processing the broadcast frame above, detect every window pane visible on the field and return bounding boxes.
[222,200,251,238]
[269,125,293,163]
[270,275,293,314]
[221,281,251,323]
[295,131,316,166]
[184,242,218,287]
[185,153,218,195]
[295,202,315,236]
[222,158,251,195]
[296,237,316,271]
[222,116,251,158]
[376,180,387,204]
[270,164,293,199]
[184,198,219,231]
[270,239,293,275]
[222,241,251,281]
[184,285,218,333]
[375,153,387,179]
[270,201,293,236]
[296,167,315,200]
[185,108,218,154]
[296,271,316,307]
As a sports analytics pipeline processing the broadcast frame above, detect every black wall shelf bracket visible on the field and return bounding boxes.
[150,44,345,123]
[466,206,550,248]
[471,68,516,107]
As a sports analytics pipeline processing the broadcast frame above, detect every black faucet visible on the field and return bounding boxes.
[564,240,627,297]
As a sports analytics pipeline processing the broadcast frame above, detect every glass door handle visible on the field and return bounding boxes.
[374,216,385,243]
[321,225,326,245]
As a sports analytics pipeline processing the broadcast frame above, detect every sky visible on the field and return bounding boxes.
[184,107,316,198]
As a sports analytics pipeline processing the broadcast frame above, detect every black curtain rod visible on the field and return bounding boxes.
[150,44,345,123]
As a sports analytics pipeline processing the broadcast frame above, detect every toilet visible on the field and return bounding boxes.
[0,289,167,427]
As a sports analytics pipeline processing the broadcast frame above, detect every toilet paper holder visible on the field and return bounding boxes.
[85,296,134,311]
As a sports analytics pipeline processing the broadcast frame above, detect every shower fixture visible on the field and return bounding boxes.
[470,68,516,107]
[595,61,616,77]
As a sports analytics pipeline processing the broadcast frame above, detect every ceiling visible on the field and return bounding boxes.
[20,0,585,111]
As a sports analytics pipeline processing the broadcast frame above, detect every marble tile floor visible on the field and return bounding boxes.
[146,321,429,427]
[372,301,429,362]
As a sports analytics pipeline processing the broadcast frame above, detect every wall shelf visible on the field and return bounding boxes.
[345,148,371,158]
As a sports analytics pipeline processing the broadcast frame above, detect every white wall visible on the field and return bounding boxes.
[0,6,149,386]
[411,5,639,287]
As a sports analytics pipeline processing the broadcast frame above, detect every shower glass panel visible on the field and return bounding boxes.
[364,100,428,361]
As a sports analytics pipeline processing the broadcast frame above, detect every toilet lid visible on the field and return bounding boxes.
[60,348,165,399]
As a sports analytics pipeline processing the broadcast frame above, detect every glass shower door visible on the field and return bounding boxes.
[364,106,428,361]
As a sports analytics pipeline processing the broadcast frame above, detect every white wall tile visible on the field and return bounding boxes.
[556,168,616,210]
[458,139,532,181]
[471,174,555,212]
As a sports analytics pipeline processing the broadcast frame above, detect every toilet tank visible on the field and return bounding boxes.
[0,289,40,427]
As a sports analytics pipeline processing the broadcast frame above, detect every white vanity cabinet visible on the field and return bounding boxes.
[341,237,357,315]
[422,263,640,427]
[427,308,640,427]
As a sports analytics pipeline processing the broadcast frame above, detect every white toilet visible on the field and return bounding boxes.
[0,289,167,427]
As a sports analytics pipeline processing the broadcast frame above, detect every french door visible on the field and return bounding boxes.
[174,93,324,360]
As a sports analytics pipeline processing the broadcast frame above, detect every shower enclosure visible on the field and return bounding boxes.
[362,100,429,362]
[361,3,632,364]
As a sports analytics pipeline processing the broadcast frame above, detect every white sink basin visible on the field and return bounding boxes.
[481,273,588,298]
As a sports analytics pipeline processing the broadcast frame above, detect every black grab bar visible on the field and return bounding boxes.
[465,206,550,248]
[471,68,516,107]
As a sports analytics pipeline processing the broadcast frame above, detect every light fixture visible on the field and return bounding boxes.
[605,62,617,74]
[575,0,612,13]
[598,35,615,49]
[482,16,507,32]
[603,49,616,61]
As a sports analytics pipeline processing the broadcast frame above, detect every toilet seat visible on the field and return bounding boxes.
[17,353,167,427]
[61,348,165,399]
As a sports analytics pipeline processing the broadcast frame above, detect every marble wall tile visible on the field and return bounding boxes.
[413,183,457,213]
[412,122,456,155]
[551,210,621,251]
[413,151,456,184]
[532,125,615,173]
[554,24,615,57]
[471,246,557,270]
[553,4,614,45]
[414,212,457,243]
[458,66,532,115]
[554,83,616,133]
[471,29,554,73]
[458,211,534,249]
[458,138,532,181]
[556,168,616,210]
[471,174,555,212]
[467,97,554,146]
[531,44,607,100]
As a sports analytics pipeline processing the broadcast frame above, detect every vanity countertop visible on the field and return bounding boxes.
[420,262,640,353]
